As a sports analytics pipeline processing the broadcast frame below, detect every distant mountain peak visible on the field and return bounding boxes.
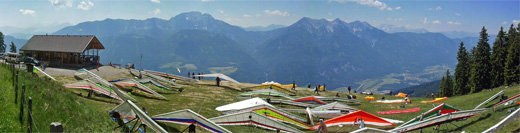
[378,24,428,33]
[170,11,215,22]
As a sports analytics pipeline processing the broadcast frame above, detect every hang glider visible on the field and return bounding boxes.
[484,107,520,132]
[261,81,296,88]
[390,108,488,132]
[315,97,360,103]
[216,97,273,112]
[376,107,421,115]
[242,85,296,96]
[138,78,175,91]
[310,110,395,130]
[152,109,231,133]
[73,69,137,101]
[420,97,448,103]
[209,111,303,133]
[223,104,309,129]
[397,103,459,128]
[33,66,56,80]
[194,73,240,84]
[138,70,183,87]
[144,69,198,82]
[313,102,358,112]
[351,127,391,133]
[114,79,169,100]
[292,96,327,105]
[492,93,520,111]
[63,79,123,101]
[112,100,167,133]
[376,99,409,104]
[240,89,295,100]
[474,90,504,109]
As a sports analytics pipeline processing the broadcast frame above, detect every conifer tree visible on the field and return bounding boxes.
[470,27,492,93]
[9,41,16,53]
[438,76,445,97]
[0,32,5,53]
[454,42,470,95]
[505,24,520,85]
[490,27,507,87]
[443,69,453,97]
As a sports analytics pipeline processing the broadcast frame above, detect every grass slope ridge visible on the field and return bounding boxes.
[0,66,113,132]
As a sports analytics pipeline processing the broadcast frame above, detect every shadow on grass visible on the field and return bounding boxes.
[71,91,121,105]
[453,113,492,131]
[156,122,182,132]
[129,90,168,101]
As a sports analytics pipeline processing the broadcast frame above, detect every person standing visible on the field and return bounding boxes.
[292,81,296,90]
[192,72,195,79]
[318,84,321,91]
[216,77,221,86]
[96,60,100,71]
[390,90,393,96]
[431,93,435,100]
[198,72,201,80]
[188,72,190,78]
[348,86,351,94]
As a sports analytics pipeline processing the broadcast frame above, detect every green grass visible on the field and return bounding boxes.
[0,64,113,132]
[1,63,519,132]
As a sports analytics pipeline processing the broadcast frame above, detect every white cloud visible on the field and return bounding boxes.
[264,10,290,16]
[153,8,160,16]
[151,0,160,3]
[503,21,507,25]
[49,0,72,8]
[455,13,461,16]
[395,7,401,10]
[513,20,520,25]
[201,0,214,1]
[217,9,224,14]
[19,9,35,16]
[428,8,433,11]
[423,18,428,24]
[77,0,94,11]
[436,6,442,10]
[387,7,393,11]
[328,12,332,16]
[447,21,461,25]
[432,20,441,24]
[331,0,390,11]
[243,14,251,18]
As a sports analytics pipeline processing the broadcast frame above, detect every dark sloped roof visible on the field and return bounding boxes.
[20,35,104,53]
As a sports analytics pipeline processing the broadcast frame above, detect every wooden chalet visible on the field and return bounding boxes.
[20,35,104,67]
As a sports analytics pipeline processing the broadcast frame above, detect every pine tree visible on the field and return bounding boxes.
[9,41,16,53]
[470,27,492,93]
[490,27,507,87]
[444,69,453,97]
[505,24,520,85]
[0,32,5,53]
[438,76,445,97]
[454,42,470,95]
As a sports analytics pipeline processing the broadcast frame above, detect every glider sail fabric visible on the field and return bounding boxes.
[138,78,175,91]
[391,108,488,132]
[144,69,197,82]
[242,85,296,96]
[64,79,123,101]
[152,109,231,133]
[223,105,309,129]
[112,100,168,133]
[313,102,358,112]
[376,107,421,115]
[310,110,395,130]
[398,103,459,128]
[209,111,303,133]
[141,71,184,87]
[194,73,240,84]
[75,69,137,101]
[115,79,168,100]
[292,96,327,105]
[420,97,448,103]
[216,97,274,112]
[240,89,295,100]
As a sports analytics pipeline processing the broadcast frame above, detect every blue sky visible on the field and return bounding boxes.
[0,0,518,34]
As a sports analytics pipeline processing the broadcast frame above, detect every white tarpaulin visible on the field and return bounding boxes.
[216,97,273,112]
[194,73,240,84]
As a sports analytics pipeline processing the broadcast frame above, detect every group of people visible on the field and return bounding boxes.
[313,83,327,94]
[187,72,204,80]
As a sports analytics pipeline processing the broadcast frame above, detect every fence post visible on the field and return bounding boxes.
[15,74,18,104]
[50,122,63,133]
[28,97,32,133]
[20,84,25,124]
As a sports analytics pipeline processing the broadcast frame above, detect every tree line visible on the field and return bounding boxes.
[438,24,520,97]
[0,31,17,53]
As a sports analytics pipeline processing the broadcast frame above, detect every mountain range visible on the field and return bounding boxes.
[4,11,484,92]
